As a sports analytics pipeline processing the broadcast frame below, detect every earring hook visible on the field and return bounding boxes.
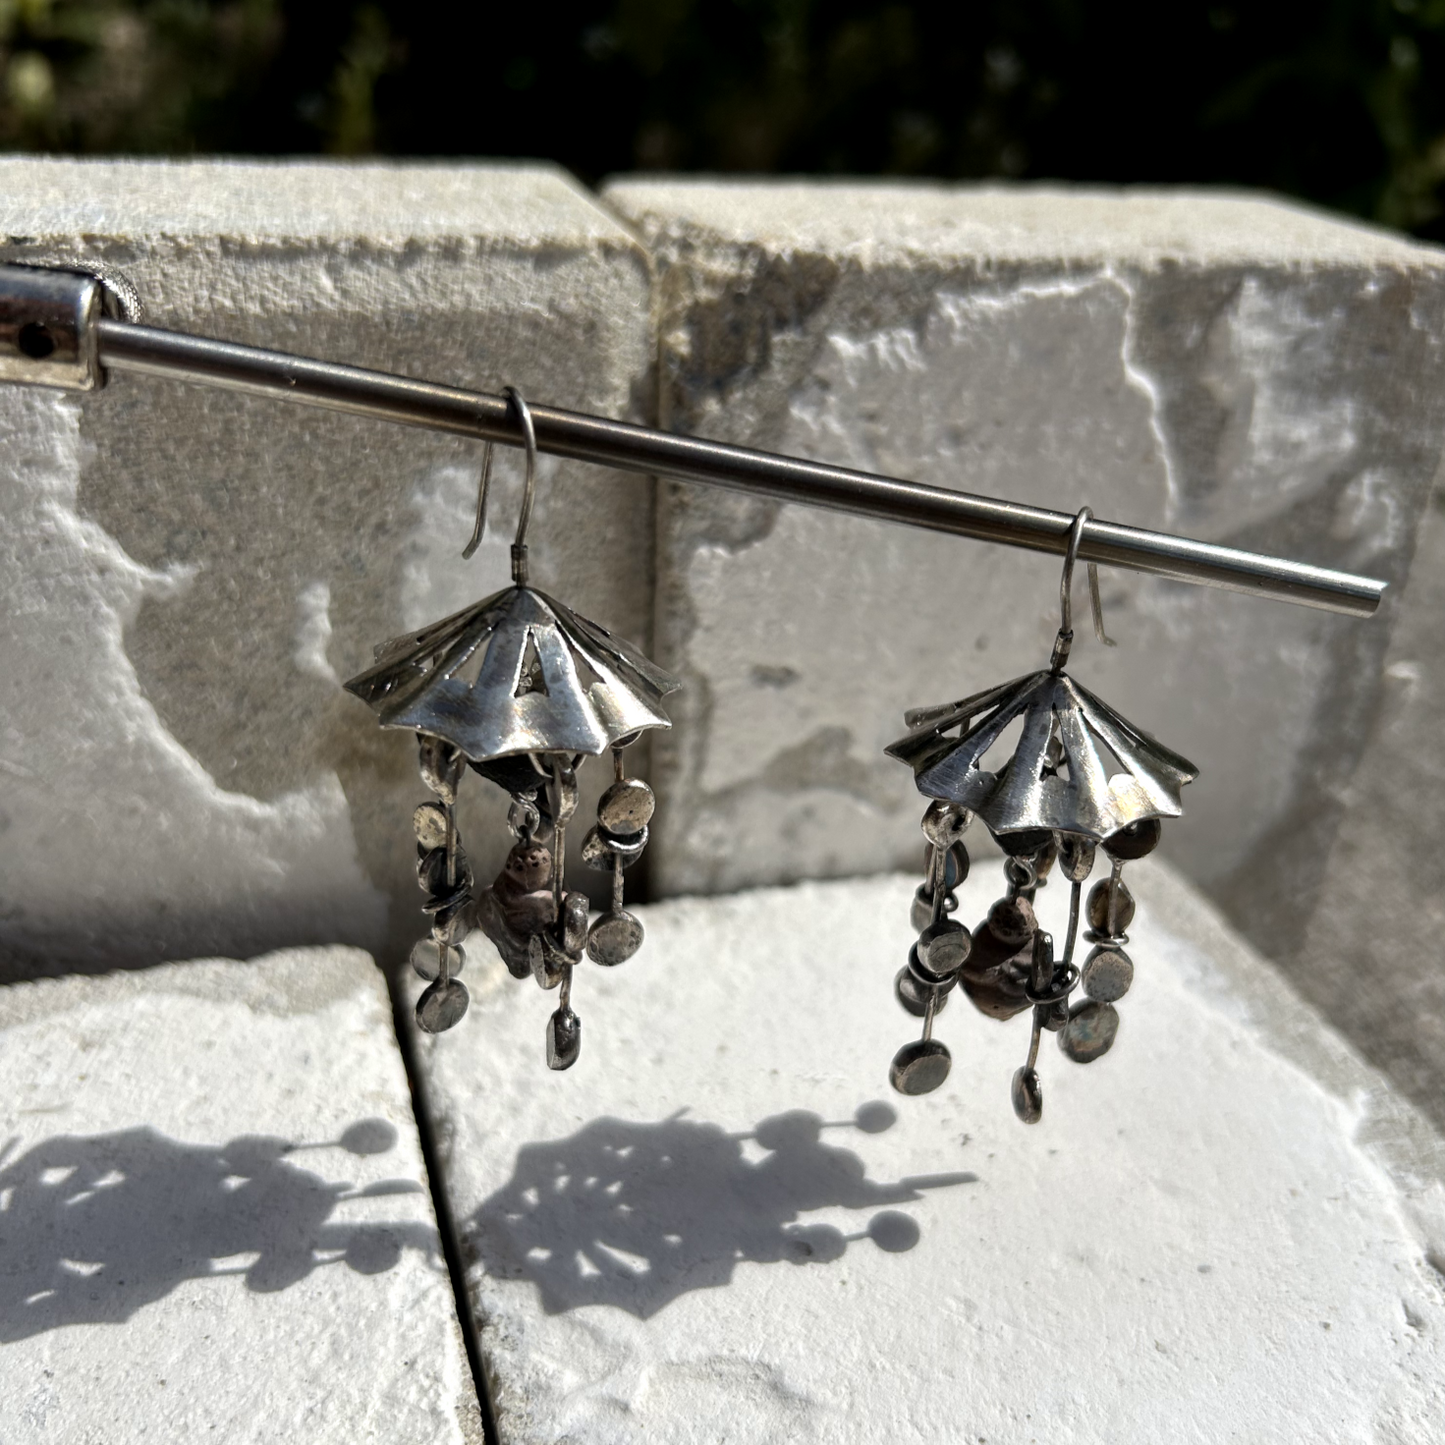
[462,385,539,587]
[1049,507,1115,672]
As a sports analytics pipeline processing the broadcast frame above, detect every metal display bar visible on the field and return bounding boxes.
[0,262,1387,618]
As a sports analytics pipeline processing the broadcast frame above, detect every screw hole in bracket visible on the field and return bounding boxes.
[17,321,54,359]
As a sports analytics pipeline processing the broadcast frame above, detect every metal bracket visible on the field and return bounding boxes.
[0,259,143,391]
[0,265,106,392]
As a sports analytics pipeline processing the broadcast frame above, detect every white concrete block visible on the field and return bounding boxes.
[412,863,1445,1444]
[0,944,481,1442]
[0,158,653,973]
[602,179,1445,963]
[1298,491,1445,1134]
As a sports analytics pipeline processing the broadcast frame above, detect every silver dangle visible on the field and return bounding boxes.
[888,799,971,1095]
[344,388,679,1068]
[885,508,1198,1121]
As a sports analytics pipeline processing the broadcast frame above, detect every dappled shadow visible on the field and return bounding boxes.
[472,1103,976,1317]
[0,1120,437,1341]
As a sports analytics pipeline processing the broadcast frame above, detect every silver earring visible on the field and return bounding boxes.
[344,387,679,1069]
[884,508,1198,1121]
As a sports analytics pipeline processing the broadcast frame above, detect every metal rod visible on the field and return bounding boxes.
[95,317,1385,619]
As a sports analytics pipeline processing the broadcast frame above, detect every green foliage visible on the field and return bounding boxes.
[2,1,1443,238]
[0,2,281,150]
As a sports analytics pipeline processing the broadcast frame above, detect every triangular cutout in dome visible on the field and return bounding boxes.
[886,669,1197,841]
[345,585,679,762]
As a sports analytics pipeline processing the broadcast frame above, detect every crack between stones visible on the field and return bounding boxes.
[384,965,499,1445]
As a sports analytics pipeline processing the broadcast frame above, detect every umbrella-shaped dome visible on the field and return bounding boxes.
[886,670,1196,842]
[345,585,679,762]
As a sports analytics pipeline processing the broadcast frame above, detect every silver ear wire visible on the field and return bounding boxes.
[462,441,494,561]
[462,386,539,588]
[506,386,538,586]
[1050,507,1113,672]
[1087,552,1116,650]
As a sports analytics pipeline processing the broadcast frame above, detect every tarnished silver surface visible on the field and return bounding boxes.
[1048,506,1116,673]
[1059,1000,1120,1063]
[952,894,1037,1020]
[464,385,537,573]
[1087,874,1136,935]
[888,669,1197,842]
[411,937,466,982]
[418,844,473,899]
[416,977,469,1033]
[541,762,581,827]
[581,824,649,870]
[890,506,1196,854]
[560,890,589,958]
[417,734,465,803]
[1011,1066,1044,1124]
[904,947,948,994]
[587,909,644,965]
[0,263,104,390]
[1102,816,1163,861]
[1058,834,1097,883]
[596,777,655,835]
[411,937,443,981]
[889,1037,952,1095]
[921,800,970,849]
[1081,945,1133,1002]
[485,841,558,930]
[918,919,971,976]
[546,1005,582,1071]
[1024,963,1078,1007]
[894,966,951,1019]
[345,584,679,763]
[907,946,961,994]
[507,795,541,838]
[909,884,937,934]
[412,801,449,851]
[985,896,1036,947]
[429,899,471,946]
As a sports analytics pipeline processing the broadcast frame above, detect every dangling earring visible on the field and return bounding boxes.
[884,508,1198,1121]
[344,388,680,1069]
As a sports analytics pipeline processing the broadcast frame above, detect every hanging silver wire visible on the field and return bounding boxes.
[461,443,493,560]
[1050,507,1114,672]
[1087,556,1116,649]
[462,385,539,587]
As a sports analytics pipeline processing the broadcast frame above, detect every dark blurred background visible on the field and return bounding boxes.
[1,1,1442,239]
